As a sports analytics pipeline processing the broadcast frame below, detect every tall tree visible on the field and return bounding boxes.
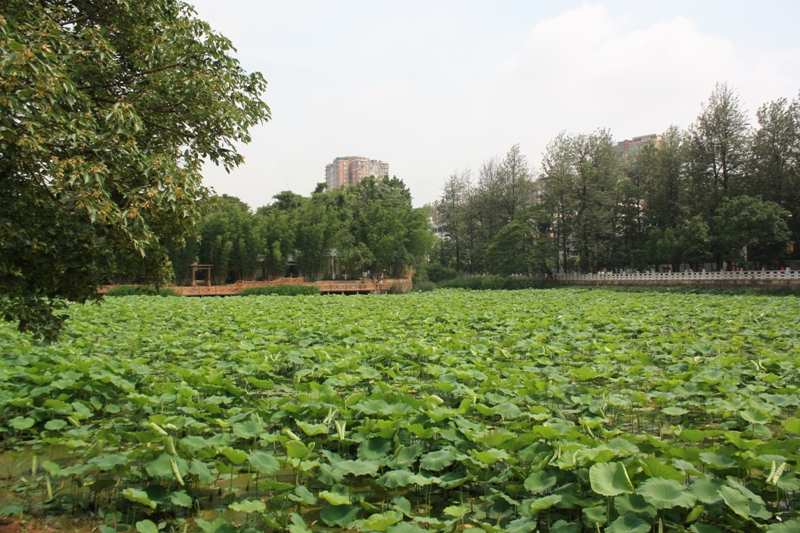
[1,0,269,338]
[686,83,750,219]
[572,130,620,272]
[540,132,579,272]
[747,95,800,255]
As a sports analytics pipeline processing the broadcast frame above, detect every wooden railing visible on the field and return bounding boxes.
[100,277,412,296]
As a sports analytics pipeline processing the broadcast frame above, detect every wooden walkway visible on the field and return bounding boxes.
[100,278,411,296]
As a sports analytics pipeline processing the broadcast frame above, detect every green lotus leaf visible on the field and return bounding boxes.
[531,425,560,440]
[362,511,403,531]
[718,485,771,520]
[740,407,771,425]
[392,496,412,516]
[387,522,428,533]
[288,485,318,506]
[288,513,312,533]
[258,480,294,491]
[136,520,159,533]
[506,517,537,533]
[179,436,209,453]
[640,457,684,482]
[296,421,329,436]
[248,452,280,474]
[689,477,723,504]
[589,462,634,497]
[608,438,639,455]
[378,470,414,488]
[146,453,188,480]
[320,504,359,528]
[9,417,34,430]
[529,494,562,512]
[285,440,310,459]
[471,448,509,465]
[550,520,580,533]
[334,459,381,477]
[698,452,736,469]
[358,438,392,461]
[319,490,351,506]
[190,459,215,483]
[605,513,651,533]
[680,429,708,443]
[406,424,435,439]
[232,419,262,439]
[614,494,657,520]
[123,488,157,509]
[443,505,469,518]
[524,470,557,493]
[581,506,606,527]
[170,490,193,508]
[388,443,423,469]
[89,454,129,471]
[221,447,248,465]
[636,477,697,510]
[229,499,266,513]
[662,407,688,416]
[44,419,68,431]
[477,429,515,447]
[495,403,522,419]
[419,449,456,471]
[766,520,800,533]
[356,400,390,415]
[781,418,800,434]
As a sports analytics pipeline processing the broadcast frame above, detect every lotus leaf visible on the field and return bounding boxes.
[524,471,557,493]
[419,449,456,471]
[378,470,414,488]
[589,462,634,496]
[229,499,266,513]
[581,506,606,527]
[358,438,393,461]
[529,494,562,512]
[689,477,724,504]
[614,494,657,520]
[362,511,403,531]
[387,522,428,533]
[248,452,280,474]
[135,520,159,533]
[636,477,697,509]
[123,488,157,509]
[320,504,359,527]
[605,514,651,533]
[718,485,771,520]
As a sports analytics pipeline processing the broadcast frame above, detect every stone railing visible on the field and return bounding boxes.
[554,269,799,286]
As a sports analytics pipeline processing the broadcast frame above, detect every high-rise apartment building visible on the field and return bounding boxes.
[613,134,661,157]
[326,156,389,190]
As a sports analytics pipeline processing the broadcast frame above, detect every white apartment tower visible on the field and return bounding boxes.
[326,156,389,190]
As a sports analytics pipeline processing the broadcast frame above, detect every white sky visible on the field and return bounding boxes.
[188,1,800,209]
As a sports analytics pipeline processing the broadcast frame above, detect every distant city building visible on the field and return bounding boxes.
[613,134,661,157]
[326,156,389,190]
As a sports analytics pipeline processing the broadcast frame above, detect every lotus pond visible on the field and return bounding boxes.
[1,289,800,533]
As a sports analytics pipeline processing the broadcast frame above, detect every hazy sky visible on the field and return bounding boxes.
[189,1,800,209]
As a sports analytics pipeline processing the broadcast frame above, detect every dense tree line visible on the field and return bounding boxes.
[161,177,433,284]
[432,84,798,276]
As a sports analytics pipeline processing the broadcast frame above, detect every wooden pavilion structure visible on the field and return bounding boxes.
[190,264,213,287]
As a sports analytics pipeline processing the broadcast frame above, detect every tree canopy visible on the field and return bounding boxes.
[0,0,270,338]
[431,84,799,276]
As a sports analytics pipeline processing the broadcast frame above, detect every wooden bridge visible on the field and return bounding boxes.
[100,277,411,296]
